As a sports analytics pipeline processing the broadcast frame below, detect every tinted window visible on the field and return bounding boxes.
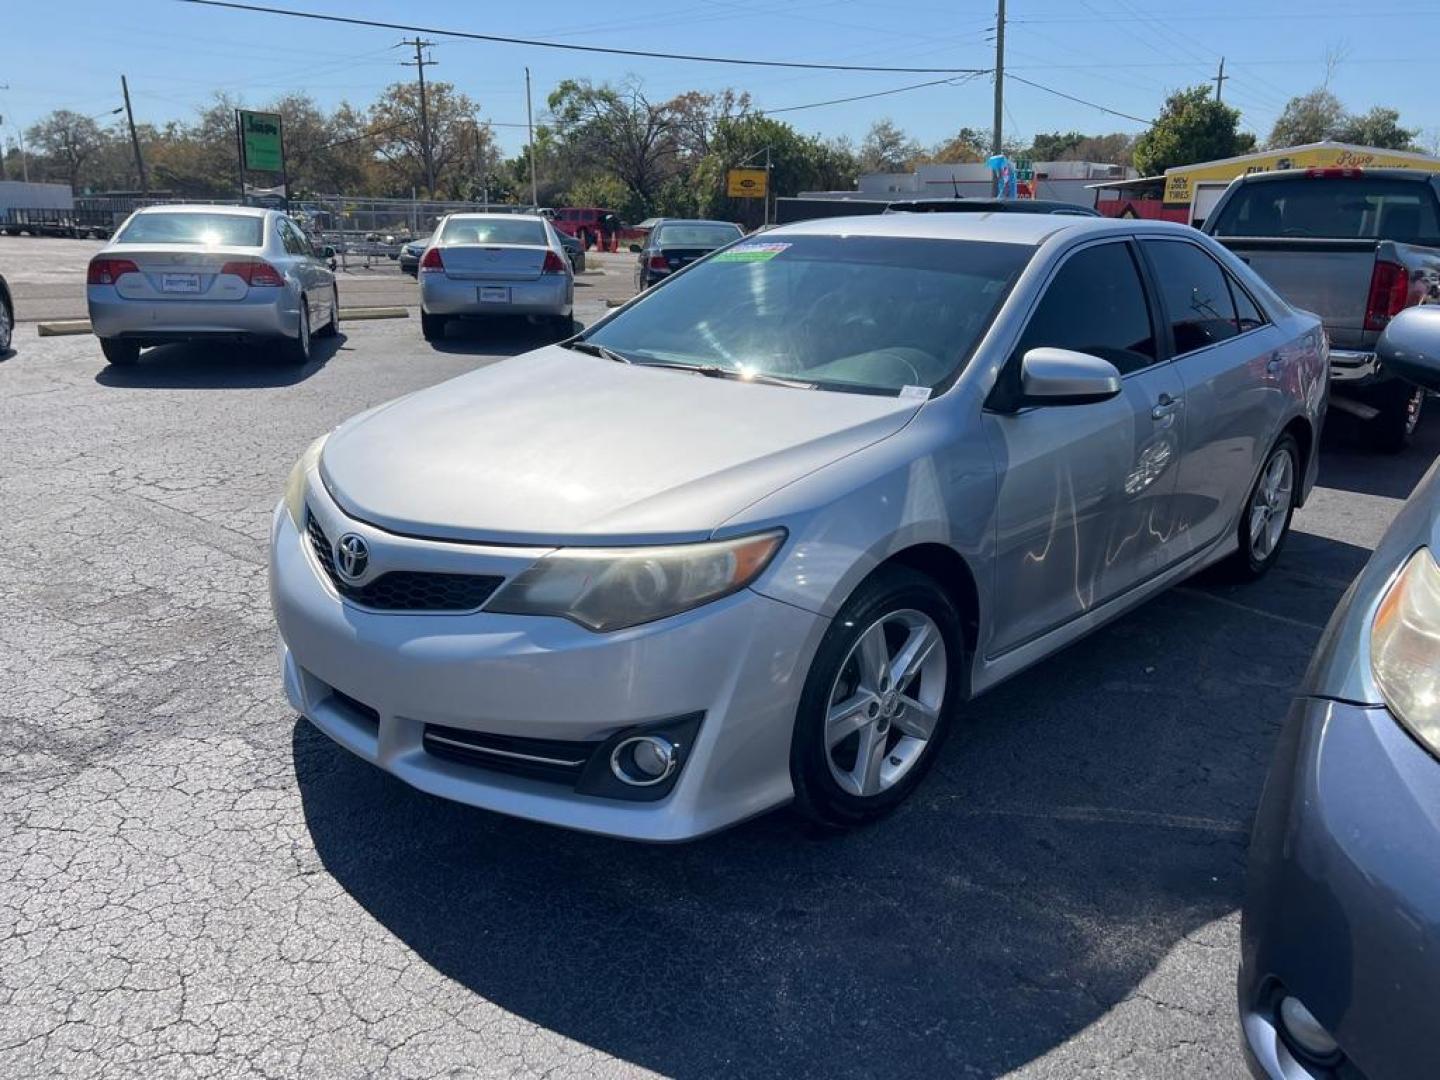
[1143,240,1240,354]
[118,212,264,247]
[1013,242,1157,375]
[1229,276,1267,332]
[440,217,548,245]
[1208,177,1440,242]
[587,235,1030,394]
[278,219,307,255]
[655,223,742,248]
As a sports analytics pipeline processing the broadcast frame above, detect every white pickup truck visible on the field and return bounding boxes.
[1204,167,1440,451]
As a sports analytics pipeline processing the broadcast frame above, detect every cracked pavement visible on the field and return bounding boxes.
[1,312,1431,1079]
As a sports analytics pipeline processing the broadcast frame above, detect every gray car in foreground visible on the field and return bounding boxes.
[418,212,574,341]
[271,214,1326,841]
[1241,304,1440,1080]
[87,205,338,367]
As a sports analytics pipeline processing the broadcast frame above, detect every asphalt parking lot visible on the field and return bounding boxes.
[1,313,1432,1079]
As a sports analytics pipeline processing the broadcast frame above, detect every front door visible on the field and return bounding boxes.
[983,239,1184,657]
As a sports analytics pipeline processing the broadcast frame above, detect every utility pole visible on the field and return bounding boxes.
[1212,57,1229,103]
[398,38,437,196]
[120,76,148,196]
[991,0,1006,158]
[525,67,538,210]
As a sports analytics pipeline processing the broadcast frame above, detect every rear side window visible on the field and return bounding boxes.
[118,212,264,247]
[1013,242,1158,375]
[1143,240,1240,354]
[1209,177,1440,242]
[440,218,548,245]
[1229,278,1267,332]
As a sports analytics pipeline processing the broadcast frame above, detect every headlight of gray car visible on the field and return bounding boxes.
[283,435,329,529]
[487,529,786,632]
[1370,546,1440,754]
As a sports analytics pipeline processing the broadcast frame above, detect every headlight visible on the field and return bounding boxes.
[282,435,328,529]
[1371,546,1440,754]
[487,529,786,632]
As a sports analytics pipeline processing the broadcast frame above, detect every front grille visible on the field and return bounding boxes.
[423,723,603,786]
[307,513,503,612]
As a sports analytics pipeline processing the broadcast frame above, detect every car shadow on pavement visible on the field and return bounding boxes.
[425,317,574,356]
[93,334,347,389]
[1307,411,1440,501]
[294,531,1372,1079]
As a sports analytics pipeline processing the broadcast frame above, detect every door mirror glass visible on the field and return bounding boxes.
[321,245,336,259]
[1377,306,1440,393]
[1020,347,1123,405]
[628,243,642,253]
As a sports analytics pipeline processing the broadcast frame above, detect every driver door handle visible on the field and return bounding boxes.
[1151,392,1180,420]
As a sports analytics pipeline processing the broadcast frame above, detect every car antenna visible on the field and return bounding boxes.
[951,174,960,198]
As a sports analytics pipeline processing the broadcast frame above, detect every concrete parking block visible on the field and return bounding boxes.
[35,320,93,337]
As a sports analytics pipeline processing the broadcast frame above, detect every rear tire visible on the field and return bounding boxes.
[0,291,13,354]
[1368,381,1424,454]
[100,338,139,367]
[280,302,312,365]
[547,315,574,340]
[790,566,964,830]
[421,311,446,342]
[1225,434,1299,581]
[315,286,339,338]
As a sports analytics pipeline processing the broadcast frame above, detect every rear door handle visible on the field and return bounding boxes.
[1151,393,1179,420]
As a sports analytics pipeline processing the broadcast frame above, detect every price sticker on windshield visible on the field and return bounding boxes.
[713,242,791,263]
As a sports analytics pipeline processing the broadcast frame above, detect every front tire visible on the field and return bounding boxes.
[790,566,963,829]
[1368,381,1424,453]
[100,338,139,367]
[421,311,446,342]
[1228,434,1299,580]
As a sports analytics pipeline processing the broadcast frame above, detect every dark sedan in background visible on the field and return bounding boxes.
[631,218,744,291]
[399,233,432,277]
[1240,305,1440,1080]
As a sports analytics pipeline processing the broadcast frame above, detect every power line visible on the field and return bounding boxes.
[759,74,985,115]
[175,0,989,74]
[1005,73,1153,125]
[397,37,437,195]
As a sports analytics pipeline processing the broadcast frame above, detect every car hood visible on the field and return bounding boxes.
[320,346,921,545]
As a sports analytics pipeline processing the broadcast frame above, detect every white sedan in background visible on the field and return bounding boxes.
[86,205,338,367]
[418,213,574,342]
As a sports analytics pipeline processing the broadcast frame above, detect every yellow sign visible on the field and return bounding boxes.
[727,168,768,199]
[1163,144,1440,206]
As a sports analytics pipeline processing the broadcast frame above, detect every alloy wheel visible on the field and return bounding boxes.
[824,609,947,798]
[1248,447,1294,563]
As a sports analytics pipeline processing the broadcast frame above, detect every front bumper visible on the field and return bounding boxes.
[269,488,826,841]
[1240,695,1440,1079]
[419,273,571,318]
[87,285,297,341]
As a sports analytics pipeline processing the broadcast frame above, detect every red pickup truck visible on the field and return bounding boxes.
[549,207,622,250]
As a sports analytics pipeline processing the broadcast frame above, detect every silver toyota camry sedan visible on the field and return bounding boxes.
[418,212,574,341]
[271,214,1327,842]
[87,205,337,367]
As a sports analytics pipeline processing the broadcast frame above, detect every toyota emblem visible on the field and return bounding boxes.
[335,533,369,579]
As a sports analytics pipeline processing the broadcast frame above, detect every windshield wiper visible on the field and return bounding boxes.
[563,339,635,364]
[632,359,816,390]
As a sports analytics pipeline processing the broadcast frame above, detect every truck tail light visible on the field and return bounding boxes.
[1365,259,1412,332]
[86,257,139,285]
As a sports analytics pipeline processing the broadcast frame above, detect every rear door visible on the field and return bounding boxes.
[1139,237,1284,558]
[983,239,1184,656]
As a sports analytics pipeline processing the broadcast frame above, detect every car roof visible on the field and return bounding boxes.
[134,204,269,217]
[887,198,1095,214]
[443,212,545,221]
[767,211,1154,246]
[1234,167,1438,184]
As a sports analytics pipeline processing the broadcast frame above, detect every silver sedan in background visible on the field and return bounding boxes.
[87,206,337,367]
[418,213,574,342]
[272,215,1326,842]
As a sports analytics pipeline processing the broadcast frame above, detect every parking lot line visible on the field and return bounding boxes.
[935,800,1250,836]
[1174,587,1327,632]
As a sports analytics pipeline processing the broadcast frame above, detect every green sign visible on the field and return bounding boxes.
[239,110,284,173]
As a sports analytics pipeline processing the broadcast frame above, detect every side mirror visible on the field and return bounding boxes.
[1377,306,1440,393]
[628,243,642,253]
[321,245,336,259]
[1019,347,1123,405]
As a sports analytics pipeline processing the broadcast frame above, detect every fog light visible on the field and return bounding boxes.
[610,735,677,787]
[1279,995,1340,1060]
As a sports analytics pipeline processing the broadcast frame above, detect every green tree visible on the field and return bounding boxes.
[1266,89,1347,148]
[858,118,921,173]
[368,81,498,198]
[1133,86,1255,177]
[25,110,111,191]
[548,78,677,212]
[1335,106,1416,150]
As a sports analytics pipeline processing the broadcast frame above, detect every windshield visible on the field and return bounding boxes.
[118,212,263,247]
[440,218,548,245]
[585,234,1030,393]
[655,223,743,248]
[1210,178,1440,242]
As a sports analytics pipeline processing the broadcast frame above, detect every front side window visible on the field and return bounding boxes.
[585,235,1031,394]
[118,212,264,247]
[1143,240,1240,355]
[1012,242,1158,376]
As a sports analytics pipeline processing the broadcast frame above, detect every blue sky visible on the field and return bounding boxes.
[2,0,1437,159]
